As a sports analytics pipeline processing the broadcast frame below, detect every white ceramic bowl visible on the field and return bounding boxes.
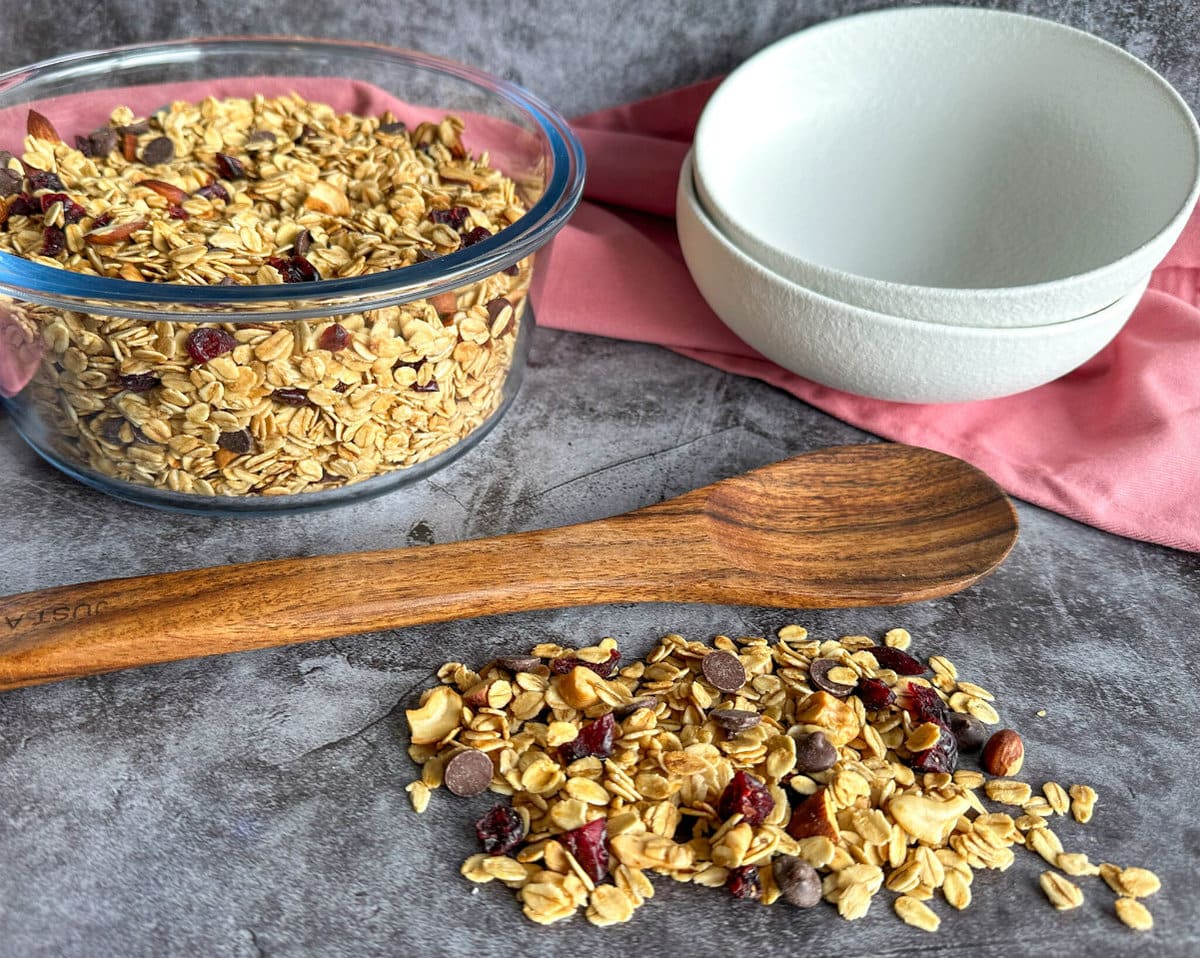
[677,150,1148,403]
[692,7,1197,328]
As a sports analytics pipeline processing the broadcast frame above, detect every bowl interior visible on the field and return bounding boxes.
[0,37,584,318]
[694,8,1200,291]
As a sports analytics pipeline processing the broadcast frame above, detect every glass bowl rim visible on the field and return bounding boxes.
[0,35,585,320]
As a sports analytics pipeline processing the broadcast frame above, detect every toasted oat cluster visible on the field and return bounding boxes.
[405,626,1161,931]
[1,96,532,497]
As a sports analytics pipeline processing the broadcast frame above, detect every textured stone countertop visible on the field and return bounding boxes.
[2,2,1200,956]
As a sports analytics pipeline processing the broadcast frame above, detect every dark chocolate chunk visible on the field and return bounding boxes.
[444,748,494,797]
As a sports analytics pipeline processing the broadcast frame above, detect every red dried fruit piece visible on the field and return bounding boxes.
[168,205,189,220]
[7,193,38,217]
[460,225,492,247]
[410,379,439,393]
[118,372,160,393]
[40,226,65,256]
[869,646,927,676]
[559,711,615,764]
[26,109,62,143]
[318,323,350,352]
[196,181,230,203]
[428,205,469,229]
[272,387,314,407]
[139,179,189,205]
[857,677,896,710]
[503,263,520,277]
[268,254,320,283]
[549,656,577,676]
[726,864,762,901]
[87,218,148,245]
[898,681,950,728]
[214,152,246,180]
[555,649,622,680]
[39,192,87,224]
[25,168,65,193]
[475,803,525,855]
[908,724,959,775]
[559,818,608,883]
[717,770,775,826]
[185,327,237,364]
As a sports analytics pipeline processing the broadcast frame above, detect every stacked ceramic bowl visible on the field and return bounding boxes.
[680,7,1200,403]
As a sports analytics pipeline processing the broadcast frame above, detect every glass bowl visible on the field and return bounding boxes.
[0,37,584,512]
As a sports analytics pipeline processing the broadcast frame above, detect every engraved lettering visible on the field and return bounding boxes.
[52,605,70,622]
[4,600,110,631]
[4,614,22,630]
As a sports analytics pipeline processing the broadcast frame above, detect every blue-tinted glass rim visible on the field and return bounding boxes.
[0,37,585,320]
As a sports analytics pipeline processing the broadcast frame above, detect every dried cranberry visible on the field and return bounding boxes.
[559,712,615,764]
[870,646,927,676]
[39,193,86,224]
[118,372,160,393]
[898,681,950,728]
[40,226,65,256]
[185,327,236,364]
[214,152,246,180]
[167,204,189,220]
[92,211,114,230]
[460,225,492,247]
[318,323,350,352]
[8,193,38,217]
[196,182,230,203]
[410,379,439,393]
[332,381,350,393]
[908,724,959,774]
[272,387,314,407]
[268,254,319,283]
[559,818,608,883]
[503,263,520,277]
[857,677,896,710]
[474,804,525,855]
[726,864,762,901]
[549,656,577,675]
[25,168,64,192]
[717,770,775,826]
[428,206,469,229]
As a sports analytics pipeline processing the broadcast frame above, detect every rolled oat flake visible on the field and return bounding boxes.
[444,748,494,797]
[701,651,746,693]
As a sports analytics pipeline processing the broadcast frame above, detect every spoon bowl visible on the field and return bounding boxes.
[0,443,1016,692]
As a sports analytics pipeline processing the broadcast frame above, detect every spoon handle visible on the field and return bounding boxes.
[0,494,715,692]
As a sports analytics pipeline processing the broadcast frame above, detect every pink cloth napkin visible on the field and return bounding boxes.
[549,79,1200,552]
[2,76,1197,551]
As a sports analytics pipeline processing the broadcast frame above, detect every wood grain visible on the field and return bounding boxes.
[0,443,1016,692]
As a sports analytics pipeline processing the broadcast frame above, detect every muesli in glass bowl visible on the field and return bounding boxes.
[0,38,584,512]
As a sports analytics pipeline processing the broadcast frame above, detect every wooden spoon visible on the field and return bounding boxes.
[0,443,1016,692]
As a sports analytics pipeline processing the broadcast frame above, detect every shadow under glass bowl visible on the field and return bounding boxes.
[0,37,585,513]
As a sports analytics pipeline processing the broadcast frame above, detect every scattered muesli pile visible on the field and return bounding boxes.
[404,626,1161,932]
[0,95,532,496]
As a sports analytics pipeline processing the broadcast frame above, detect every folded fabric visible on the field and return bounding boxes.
[1,75,1197,551]
[551,79,1200,552]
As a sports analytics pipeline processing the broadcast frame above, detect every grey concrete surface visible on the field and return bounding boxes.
[2,2,1200,956]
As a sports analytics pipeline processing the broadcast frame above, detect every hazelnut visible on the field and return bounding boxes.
[982,729,1025,776]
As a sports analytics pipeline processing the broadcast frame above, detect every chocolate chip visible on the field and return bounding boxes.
[614,695,659,718]
[709,708,760,735]
[217,428,254,455]
[118,120,151,136]
[948,713,988,752]
[77,126,117,158]
[140,136,174,165]
[701,651,746,693]
[496,656,541,674]
[773,855,822,908]
[444,748,494,797]
[809,658,855,698]
[378,120,407,134]
[791,730,838,773]
[293,228,312,256]
[0,167,21,197]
